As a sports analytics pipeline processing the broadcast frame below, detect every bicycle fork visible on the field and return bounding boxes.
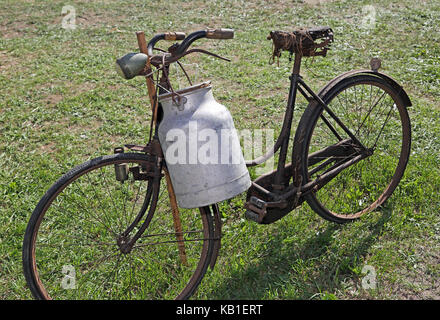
[111,142,222,268]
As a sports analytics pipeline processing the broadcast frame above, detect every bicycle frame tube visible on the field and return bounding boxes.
[297,78,367,150]
[245,50,373,207]
[276,74,375,200]
[246,66,366,166]
[245,55,303,169]
[272,54,302,188]
[280,151,370,202]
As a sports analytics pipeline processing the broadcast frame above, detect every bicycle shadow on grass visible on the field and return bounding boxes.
[207,207,393,299]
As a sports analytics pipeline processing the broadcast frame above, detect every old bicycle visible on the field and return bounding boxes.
[23,27,411,299]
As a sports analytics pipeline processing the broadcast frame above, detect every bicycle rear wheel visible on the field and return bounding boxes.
[293,74,411,223]
[23,152,215,299]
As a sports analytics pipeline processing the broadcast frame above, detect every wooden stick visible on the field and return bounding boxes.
[136,31,158,123]
[137,31,186,263]
[164,168,188,266]
[137,31,187,265]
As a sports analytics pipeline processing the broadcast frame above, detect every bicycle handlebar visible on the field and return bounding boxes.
[147,32,186,56]
[206,28,234,39]
[165,32,186,41]
[147,28,234,57]
[117,29,233,80]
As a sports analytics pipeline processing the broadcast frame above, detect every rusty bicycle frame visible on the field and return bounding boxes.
[125,27,410,263]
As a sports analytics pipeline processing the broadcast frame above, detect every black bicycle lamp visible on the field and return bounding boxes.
[115,52,148,79]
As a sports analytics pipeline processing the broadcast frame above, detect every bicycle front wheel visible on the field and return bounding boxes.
[293,74,411,223]
[23,152,215,299]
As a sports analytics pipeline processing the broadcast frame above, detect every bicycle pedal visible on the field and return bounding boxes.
[244,196,268,224]
[250,196,266,209]
[245,209,261,223]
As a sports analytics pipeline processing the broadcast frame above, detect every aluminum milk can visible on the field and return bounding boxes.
[158,82,251,208]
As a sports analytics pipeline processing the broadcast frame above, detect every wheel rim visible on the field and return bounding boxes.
[304,79,410,220]
[26,156,213,299]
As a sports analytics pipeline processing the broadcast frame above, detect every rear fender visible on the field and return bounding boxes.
[317,69,412,107]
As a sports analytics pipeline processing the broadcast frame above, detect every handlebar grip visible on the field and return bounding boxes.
[164,32,186,41]
[206,28,234,39]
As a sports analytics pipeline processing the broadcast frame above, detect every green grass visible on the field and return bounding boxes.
[1,0,440,299]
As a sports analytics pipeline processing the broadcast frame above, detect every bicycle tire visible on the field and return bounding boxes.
[23,152,215,299]
[293,74,411,223]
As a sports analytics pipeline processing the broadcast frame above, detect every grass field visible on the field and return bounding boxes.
[1,0,439,299]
